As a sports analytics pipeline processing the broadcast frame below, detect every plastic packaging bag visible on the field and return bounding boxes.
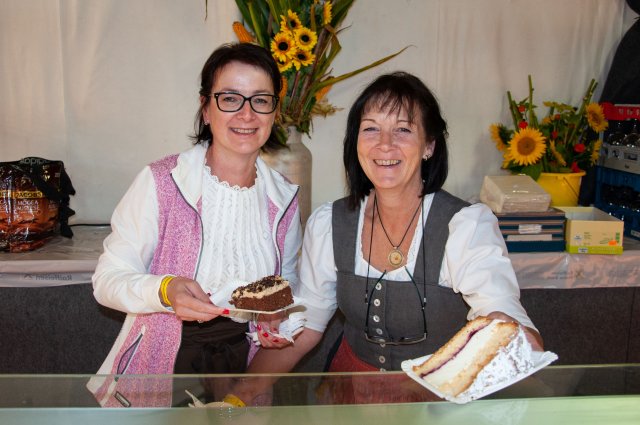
[0,157,75,252]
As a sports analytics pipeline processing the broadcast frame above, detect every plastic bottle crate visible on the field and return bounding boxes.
[602,103,640,121]
[596,165,640,191]
[594,166,640,240]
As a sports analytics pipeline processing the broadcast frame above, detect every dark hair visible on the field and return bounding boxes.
[343,71,449,208]
[191,43,282,150]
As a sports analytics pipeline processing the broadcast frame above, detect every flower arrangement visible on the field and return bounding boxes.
[228,0,407,145]
[489,76,609,181]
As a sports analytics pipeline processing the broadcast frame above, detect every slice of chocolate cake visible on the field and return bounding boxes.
[229,275,294,311]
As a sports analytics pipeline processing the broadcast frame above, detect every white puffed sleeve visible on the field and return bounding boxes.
[296,202,339,332]
[441,203,536,330]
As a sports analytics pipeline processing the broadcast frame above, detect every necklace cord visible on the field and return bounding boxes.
[422,202,426,306]
[365,199,375,304]
[374,194,423,249]
[420,202,427,334]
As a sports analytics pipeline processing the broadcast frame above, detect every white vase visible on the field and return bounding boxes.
[260,127,313,225]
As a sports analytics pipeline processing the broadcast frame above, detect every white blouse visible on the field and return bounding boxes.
[297,193,535,332]
[196,165,276,296]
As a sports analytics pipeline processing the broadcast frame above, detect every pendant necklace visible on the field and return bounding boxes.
[373,193,423,267]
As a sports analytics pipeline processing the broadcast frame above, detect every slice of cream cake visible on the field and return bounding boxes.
[412,317,534,398]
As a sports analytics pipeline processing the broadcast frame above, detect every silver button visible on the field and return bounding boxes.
[379,342,386,348]
[380,368,386,372]
[378,355,386,364]
[373,299,381,307]
[375,282,382,290]
[373,315,380,323]
[375,328,383,335]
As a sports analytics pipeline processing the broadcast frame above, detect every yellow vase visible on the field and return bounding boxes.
[536,171,586,207]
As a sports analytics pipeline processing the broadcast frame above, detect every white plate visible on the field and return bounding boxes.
[222,300,303,318]
[401,350,558,404]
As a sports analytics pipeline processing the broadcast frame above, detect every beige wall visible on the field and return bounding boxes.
[0,0,635,223]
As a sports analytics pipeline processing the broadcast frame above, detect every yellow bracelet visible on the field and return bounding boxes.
[222,393,246,407]
[159,275,175,306]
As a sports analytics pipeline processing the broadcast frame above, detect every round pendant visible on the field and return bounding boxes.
[388,248,403,266]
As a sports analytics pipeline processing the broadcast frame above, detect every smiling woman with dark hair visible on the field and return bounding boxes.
[342,71,449,207]
[242,71,542,404]
[87,43,302,407]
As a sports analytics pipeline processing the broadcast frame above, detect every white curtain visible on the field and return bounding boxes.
[0,0,635,222]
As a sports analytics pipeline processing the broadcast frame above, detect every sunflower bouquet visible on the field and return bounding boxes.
[229,0,406,145]
[490,76,608,181]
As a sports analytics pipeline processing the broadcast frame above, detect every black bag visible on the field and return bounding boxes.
[0,157,76,252]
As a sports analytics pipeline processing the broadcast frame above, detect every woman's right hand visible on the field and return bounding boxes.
[163,276,228,322]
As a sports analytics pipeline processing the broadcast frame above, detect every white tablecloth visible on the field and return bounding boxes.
[512,239,640,289]
[1,225,639,289]
[0,226,107,287]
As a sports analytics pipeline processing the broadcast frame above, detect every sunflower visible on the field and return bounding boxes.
[501,150,514,169]
[280,10,302,31]
[507,127,546,166]
[590,139,602,165]
[270,32,296,62]
[322,1,333,25]
[489,123,508,151]
[586,102,608,133]
[276,55,293,73]
[292,49,315,70]
[294,27,318,51]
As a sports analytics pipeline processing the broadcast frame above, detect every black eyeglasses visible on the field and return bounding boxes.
[211,92,278,114]
[364,267,427,345]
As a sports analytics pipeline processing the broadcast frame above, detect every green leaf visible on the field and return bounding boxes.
[248,1,270,47]
[522,163,543,181]
[331,0,355,27]
[315,46,411,90]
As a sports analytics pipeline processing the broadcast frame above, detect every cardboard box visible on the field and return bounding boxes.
[480,175,551,213]
[557,207,624,254]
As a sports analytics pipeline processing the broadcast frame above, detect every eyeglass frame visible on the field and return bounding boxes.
[363,266,427,346]
[210,91,279,114]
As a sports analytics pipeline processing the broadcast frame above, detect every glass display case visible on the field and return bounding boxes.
[1,364,639,424]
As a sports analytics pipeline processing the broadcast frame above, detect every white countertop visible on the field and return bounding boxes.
[0,225,108,287]
[1,225,639,289]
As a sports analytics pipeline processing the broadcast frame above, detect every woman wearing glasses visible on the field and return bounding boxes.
[245,71,542,404]
[88,43,302,407]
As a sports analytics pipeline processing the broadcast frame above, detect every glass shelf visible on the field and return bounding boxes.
[1,364,639,424]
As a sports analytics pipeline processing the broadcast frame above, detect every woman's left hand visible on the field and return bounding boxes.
[486,311,544,351]
[255,315,291,349]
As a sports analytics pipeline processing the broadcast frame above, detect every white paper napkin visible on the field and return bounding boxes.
[248,311,306,345]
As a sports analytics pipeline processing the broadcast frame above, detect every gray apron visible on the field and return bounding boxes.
[332,190,470,370]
